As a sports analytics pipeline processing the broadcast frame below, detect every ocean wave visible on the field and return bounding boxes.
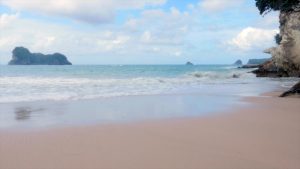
[0,74,243,103]
[185,70,254,79]
[0,70,287,103]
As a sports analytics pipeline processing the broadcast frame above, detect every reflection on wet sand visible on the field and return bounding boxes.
[14,107,44,121]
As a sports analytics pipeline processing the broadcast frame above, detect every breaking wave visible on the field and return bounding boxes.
[0,65,297,103]
[0,70,257,103]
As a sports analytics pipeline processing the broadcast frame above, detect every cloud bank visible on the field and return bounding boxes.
[0,1,280,64]
[0,7,191,64]
[0,0,166,23]
[228,27,278,51]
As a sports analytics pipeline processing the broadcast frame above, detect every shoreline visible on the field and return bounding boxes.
[0,92,248,130]
[0,90,299,168]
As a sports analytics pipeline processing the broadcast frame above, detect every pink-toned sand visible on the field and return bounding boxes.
[0,94,300,169]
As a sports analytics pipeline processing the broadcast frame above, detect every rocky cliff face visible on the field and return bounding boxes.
[8,47,72,65]
[261,10,300,77]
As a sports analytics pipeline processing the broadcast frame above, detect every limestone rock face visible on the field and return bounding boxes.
[8,47,72,65]
[266,11,300,77]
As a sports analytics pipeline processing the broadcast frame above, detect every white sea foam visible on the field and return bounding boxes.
[0,70,252,103]
[0,69,297,103]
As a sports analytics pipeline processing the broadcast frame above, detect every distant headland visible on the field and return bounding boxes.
[8,47,72,65]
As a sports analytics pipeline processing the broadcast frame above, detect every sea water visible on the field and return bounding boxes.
[0,65,298,129]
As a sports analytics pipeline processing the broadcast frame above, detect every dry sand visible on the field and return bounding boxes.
[0,93,300,169]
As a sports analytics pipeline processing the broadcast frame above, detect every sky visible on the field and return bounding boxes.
[0,0,279,64]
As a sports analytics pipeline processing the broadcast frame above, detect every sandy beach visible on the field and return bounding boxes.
[1,0,300,168]
[0,93,299,169]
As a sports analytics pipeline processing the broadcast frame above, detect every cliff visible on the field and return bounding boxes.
[8,47,72,65]
[254,9,300,77]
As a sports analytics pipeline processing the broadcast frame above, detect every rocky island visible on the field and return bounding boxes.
[233,59,242,66]
[8,47,72,65]
[185,61,194,66]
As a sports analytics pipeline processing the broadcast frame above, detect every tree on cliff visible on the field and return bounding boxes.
[255,0,300,15]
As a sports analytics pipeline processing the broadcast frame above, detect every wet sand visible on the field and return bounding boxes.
[0,93,300,169]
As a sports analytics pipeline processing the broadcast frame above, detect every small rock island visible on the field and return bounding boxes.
[8,47,72,65]
[185,61,194,66]
[233,59,242,65]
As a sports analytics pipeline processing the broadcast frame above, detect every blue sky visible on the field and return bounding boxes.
[0,0,279,64]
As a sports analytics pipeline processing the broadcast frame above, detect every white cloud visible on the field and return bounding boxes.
[173,51,182,57]
[0,0,166,23]
[199,0,244,12]
[136,7,191,45]
[228,27,278,51]
[31,36,57,50]
[0,13,19,28]
[97,35,131,51]
[0,14,130,60]
[0,13,22,49]
[141,31,152,43]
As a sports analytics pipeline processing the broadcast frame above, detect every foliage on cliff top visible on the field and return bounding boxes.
[255,0,300,15]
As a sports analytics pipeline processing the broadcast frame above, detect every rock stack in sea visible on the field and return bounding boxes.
[185,61,194,66]
[8,47,72,65]
[233,59,242,66]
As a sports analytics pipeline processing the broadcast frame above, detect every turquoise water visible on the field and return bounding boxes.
[0,65,298,129]
[1,65,236,78]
